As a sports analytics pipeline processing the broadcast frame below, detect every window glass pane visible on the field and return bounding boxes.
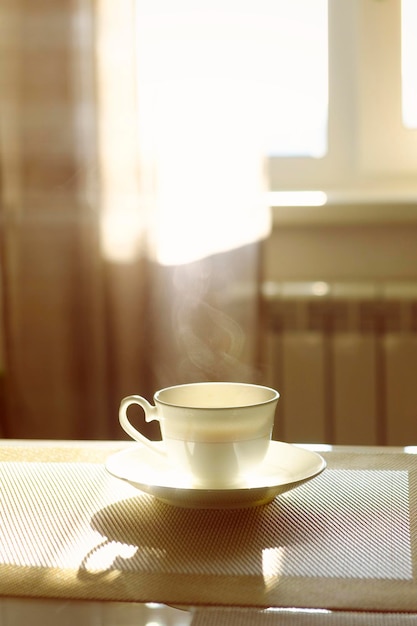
[136,0,328,158]
[401,0,417,129]
[261,0,328,158]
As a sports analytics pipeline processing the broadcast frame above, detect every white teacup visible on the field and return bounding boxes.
[119,381,279,488]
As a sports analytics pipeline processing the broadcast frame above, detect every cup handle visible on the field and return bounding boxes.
[119,395,165,456]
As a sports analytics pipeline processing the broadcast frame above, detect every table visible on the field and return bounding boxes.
[1,440,417,624]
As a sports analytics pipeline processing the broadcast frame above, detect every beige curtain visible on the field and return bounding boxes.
[0,0,268,439]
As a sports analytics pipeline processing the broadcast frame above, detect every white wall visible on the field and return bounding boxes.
[263,207,417,282]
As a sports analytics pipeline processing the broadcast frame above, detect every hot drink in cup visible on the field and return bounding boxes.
[119,382,279,488]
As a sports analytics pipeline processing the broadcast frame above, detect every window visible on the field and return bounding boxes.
[136,1,417,206]
[268,0,417,203]
[136,0,328,159]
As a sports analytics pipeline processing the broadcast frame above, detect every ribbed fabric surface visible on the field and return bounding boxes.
[1,444,417,613]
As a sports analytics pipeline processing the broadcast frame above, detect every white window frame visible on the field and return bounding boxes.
[269,0,417,207]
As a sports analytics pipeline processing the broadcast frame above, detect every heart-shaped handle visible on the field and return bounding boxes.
[119,395,165,456]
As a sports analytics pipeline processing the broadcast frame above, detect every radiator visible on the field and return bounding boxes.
[262,281,417,446]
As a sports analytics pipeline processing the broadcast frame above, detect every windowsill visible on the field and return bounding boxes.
[271,189,417,226]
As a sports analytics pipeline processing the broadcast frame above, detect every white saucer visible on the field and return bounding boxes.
[105,441,326,509]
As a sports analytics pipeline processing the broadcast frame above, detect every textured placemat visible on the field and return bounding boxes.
[1,443,417,612]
